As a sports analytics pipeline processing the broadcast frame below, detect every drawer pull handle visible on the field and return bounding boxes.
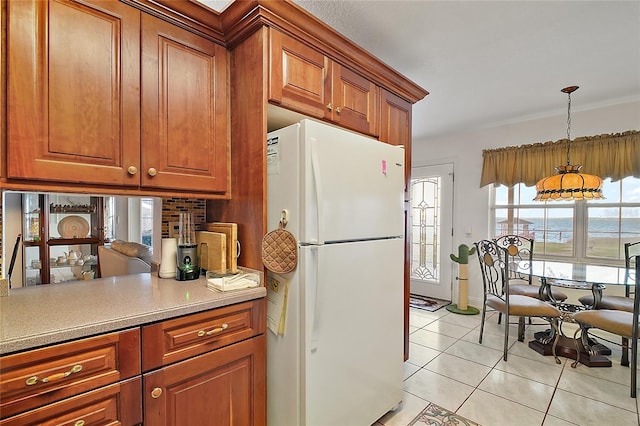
[25,364,83,386]
[75,421,85,426]
[197,323,229,337]
[151,387,163,399]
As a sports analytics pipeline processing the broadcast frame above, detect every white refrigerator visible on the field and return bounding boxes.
[266,119,405,426]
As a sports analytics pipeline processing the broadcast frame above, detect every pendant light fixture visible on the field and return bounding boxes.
[533,86,604,201]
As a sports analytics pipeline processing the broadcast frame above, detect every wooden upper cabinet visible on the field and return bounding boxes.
[331,63,378,136]
[7,0,141,186]
[269,29,378,136]
[269,29,330,119]
[379,89,412,188]
[6,0,230,196]
[141,14,229,193]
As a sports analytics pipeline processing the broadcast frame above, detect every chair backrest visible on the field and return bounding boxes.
[475,239,508,301]
[632,256,640,363]
[624,242,640,297]
[494,234,533,284]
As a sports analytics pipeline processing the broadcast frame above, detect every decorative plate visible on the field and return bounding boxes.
[57,216,90,239]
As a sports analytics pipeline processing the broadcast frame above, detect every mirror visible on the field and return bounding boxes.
[1,191,162,287]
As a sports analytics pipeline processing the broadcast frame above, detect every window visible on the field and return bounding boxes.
[493,176,640,265]
[410,177,441,281]
[103,197,116,242]
[103,196,155,249]
[140,198,154,247]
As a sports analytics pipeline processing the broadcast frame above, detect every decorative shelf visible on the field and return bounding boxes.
[48,238,100,245]
[50,204,97,213]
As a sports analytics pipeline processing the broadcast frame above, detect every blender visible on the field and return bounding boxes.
[176,212,199,281]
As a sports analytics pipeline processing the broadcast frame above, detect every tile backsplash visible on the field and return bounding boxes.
[161,198,206,238]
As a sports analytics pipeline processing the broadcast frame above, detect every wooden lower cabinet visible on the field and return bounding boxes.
[0,300,267,425]
[0,378,142,426]
[143,334,266,425]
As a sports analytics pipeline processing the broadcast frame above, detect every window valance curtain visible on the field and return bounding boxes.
[480,130,640,187]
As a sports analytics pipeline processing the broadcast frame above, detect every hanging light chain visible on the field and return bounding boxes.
[565,90,572,165]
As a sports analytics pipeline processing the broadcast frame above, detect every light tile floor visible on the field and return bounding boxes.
[375,307,640,426]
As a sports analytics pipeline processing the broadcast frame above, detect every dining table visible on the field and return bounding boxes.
[509,259,635,367]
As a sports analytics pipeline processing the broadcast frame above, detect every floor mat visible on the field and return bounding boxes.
[409,294,450,312]
[409,402,480,425]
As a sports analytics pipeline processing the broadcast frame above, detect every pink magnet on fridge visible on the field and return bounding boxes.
[381,160,387,175]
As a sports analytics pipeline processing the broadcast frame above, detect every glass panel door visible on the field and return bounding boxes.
[410,163,454,300]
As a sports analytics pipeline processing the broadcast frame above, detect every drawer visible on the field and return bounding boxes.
[141,299,265,371]
[0,328,140,419]
[0,377,142,426]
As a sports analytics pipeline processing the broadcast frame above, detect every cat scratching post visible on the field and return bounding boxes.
[446,244,479,315]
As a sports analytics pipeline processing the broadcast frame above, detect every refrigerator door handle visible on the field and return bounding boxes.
[310,140,323,243]
[307,245,321,352]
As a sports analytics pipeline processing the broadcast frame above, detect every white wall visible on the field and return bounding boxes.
[412,100,640,307]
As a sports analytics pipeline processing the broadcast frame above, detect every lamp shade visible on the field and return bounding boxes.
[533,164,604,201]
[533,85,604,202]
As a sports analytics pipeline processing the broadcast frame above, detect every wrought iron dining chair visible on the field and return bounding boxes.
[577,241,640,365]
[579,241,640,310]
[571,255,640,398]
[475,239,562,362]
[494,234,569,303]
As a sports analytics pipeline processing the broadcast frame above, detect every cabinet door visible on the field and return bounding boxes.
[141,14,229,194]
[0,378,142,426]
[144,335,266,426]
[269,29,331,119]
[0,328,140,418]
[142,299,265,371]
[331,63,379,136]
[7,0,141,186]
[379,89,412,189]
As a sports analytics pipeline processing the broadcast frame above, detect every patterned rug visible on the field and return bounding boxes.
[409,294,450,312]
[409,402,480,425]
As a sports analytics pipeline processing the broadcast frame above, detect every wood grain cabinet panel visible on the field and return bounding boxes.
[379,89,412,189]
[269,29,379,136]
[143,334,266,426]
[6,0,230,196]
[269,29,331,119]
[331,63,379,136]
[7,0,141,186]
[141,299,265,371]
[141,14,229,193]
[0,328,140,419]
[0,377,142,426]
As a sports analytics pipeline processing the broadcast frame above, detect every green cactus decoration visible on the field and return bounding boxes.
[446,243,479,315]
[450,244,476,265]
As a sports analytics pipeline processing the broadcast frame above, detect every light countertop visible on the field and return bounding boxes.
[0,273,266,355]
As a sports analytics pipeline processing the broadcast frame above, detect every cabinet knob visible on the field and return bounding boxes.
[127,166,138,175]
[326,103,333,112]
[74,421,85,426]
[148,168,158,177]
[335,106,341,114]
[151,387,163,399]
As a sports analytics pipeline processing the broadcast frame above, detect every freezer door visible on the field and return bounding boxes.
[301,239,404,425]
[299,120,404,244]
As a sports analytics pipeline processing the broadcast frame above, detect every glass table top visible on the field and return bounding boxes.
[510,260,635,287]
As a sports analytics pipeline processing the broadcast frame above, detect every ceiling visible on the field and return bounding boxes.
[201,1,640,142]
